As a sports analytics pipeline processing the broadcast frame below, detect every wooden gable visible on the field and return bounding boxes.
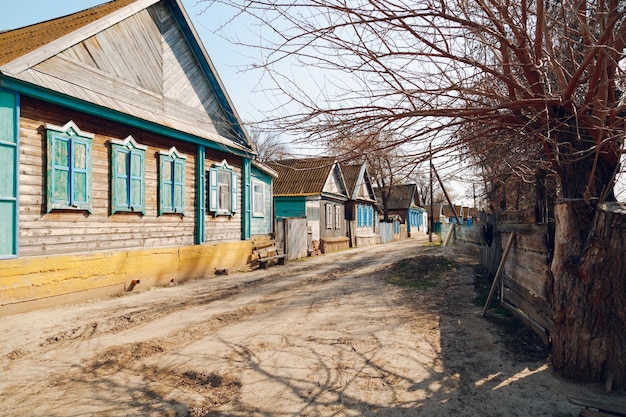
[0,0,251,152]
[322,163,348,199]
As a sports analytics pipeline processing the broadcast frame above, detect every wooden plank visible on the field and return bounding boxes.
[501,300,551,345]
[503,263,548,298]
[482,232,515,316]
[499,223,548,234]
[502,277,554,333]
[569,397,626,417]
[503,231,548,254]
[506,248,550,276]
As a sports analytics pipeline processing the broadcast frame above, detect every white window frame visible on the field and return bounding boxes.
[252,179,265,217]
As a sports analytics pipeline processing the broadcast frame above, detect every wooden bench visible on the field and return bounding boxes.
[569,397,626,417]
[253,240,287,269]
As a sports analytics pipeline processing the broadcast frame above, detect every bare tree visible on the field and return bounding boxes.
[248,128,292,162]
[201,0,626,387]
[327,130,419,220]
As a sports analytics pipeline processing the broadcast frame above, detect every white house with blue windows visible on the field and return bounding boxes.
[0,0,276,315]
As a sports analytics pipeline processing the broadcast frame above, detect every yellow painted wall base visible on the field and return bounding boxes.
[0,241,253,317]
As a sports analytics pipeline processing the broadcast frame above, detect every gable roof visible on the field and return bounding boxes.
[266,158,347,197]
[375,184,421,210]
[341,163,377,202]
[0,0,253,155]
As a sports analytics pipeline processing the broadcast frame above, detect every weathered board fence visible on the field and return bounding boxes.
[442,211,553,342]
[497,211,553,342]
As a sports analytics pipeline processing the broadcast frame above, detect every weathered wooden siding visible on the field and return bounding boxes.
[16,2,238,146]
[19,97,200,256]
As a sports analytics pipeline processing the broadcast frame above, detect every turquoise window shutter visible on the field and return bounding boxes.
[50,134,71,206]
[112,147,129,211]
[0,89,18,257]
[129,150,144,212]
[46,121,93,213]
[173,159,185,213]
[160,157,173,214]
[231,171,238,212]
[111,138,145,214]
[208,167,218,212]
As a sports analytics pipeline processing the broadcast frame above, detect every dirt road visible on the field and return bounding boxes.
[0,237,621,416]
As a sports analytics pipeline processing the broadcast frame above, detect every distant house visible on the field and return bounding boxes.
[375,184,427,237]
[0,0,267,314]
[267,158,349,254]
[341,163,379,247]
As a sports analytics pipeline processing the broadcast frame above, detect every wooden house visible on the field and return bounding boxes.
[375,184,427,237]
[341,163,379,247]
[267,158,349,254]
[0,0,275,315]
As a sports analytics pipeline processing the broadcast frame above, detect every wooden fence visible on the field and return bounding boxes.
[443,211,553,342]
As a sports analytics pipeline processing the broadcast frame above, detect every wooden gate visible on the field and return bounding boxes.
[275,218,308,261]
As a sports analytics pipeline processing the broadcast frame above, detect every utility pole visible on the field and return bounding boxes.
[429,144,433,242]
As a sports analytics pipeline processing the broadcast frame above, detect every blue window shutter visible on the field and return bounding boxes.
[0,89,18,257]
[129,149,144,213]
[357,205,362,227]
[231,171,238,212]
[71,137,90,210]
[160,156,173,215]
[112,147,129,213]
[173,159,185,213]
[49,134,71,208]
[208,167,218,212]
[112,142,144,213]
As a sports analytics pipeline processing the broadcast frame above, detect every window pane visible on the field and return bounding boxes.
[174,162,183,182]
[116,151,128,175]
[74,172,87,202]
[163,183,173,208]
[219,184,230,211]
[54,170,69,201]
[54,138,69,166]
[116,177,128,206]
[218,170,230,186]
[73,142,86,169]
[131,153,142,176]
[163,159,172,180]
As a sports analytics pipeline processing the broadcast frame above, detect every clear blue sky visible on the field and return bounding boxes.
[0,0,264,124]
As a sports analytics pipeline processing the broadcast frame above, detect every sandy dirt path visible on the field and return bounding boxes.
[0,237,623,416]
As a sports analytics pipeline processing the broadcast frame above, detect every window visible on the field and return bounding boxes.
[207,160,238,216]
[252,180,265,217]
[335,204,342,229]
[357,204,363,227]
[46,121,93,212]
[325,203,333,229]
[111,136,146,214]
[159,147,186,215]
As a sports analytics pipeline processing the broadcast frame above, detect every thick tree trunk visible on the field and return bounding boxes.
[550,201,626,389]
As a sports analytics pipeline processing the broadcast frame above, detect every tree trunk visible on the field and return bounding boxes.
[550,201,626,389]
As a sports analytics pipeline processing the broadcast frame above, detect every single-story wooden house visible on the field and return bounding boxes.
[0,0,274,315]
[341,163,379,247]
[375,184,427,237]
[267,158,349,254]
